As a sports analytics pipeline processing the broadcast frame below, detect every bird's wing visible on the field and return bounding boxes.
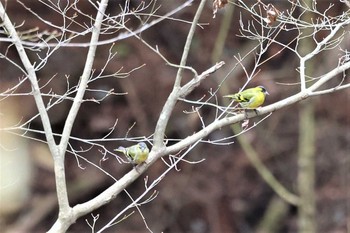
[126,145,138,159]
[236,91,256,102]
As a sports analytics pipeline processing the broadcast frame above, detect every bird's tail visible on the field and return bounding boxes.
[223,94,238,101]
[114,146,126,153]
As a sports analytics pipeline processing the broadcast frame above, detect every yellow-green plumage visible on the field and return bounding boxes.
[114,142,149,165]
[224,86,269,109]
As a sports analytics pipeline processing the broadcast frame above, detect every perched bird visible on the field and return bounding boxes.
[223,86,269,109]
[114,142,150,165]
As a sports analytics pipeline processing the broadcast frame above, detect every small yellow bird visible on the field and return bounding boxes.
[223,86,269,109]
[114,142,149,165]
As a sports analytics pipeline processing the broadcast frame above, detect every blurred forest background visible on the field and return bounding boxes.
[0,0,349,232]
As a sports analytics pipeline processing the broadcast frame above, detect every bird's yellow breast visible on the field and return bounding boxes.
[240,92,266,109]
[133,151,149,164]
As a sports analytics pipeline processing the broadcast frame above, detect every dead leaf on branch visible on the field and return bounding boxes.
[265,3,281,25]
[257,0,281,25]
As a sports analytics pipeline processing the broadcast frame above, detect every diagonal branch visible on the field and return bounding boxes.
[153,0,207,149]
[47,0,111,232]
[178,61,225,98]
[0,2,56,155]
[59,0,109,154]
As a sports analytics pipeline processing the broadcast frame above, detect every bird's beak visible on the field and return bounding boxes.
[266,91,270,95]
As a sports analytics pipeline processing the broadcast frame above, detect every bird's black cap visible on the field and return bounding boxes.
[258,86,269,95]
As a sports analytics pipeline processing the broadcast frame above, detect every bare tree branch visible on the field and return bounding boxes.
[153,0,207,149]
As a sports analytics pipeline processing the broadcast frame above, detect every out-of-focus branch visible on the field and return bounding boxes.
[297,100,316,232]
[297,1,317,230]
[235,123,300,205]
